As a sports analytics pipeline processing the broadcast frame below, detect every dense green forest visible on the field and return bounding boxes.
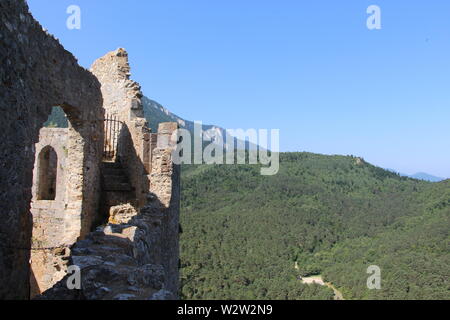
[46,106,449,299]
[179,153,449,300]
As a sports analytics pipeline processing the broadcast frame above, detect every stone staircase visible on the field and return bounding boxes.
[101,162,137,219]
[102,162,133,192]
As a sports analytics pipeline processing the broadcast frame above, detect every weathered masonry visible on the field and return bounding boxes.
[0,0,180,300]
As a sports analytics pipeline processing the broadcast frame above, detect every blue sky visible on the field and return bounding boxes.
[27,0,450,177]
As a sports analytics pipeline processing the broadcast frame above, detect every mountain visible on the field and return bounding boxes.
[409,172,445,182]
[142,96,225,142]
[46,97,261,152]
[40,107,448,184]
[179,153,450,300]
[386,168,445,182]
[142,96,262,152]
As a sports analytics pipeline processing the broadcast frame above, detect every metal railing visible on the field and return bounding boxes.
[103,115,123,161]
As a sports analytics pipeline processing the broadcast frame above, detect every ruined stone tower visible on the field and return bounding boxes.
[0,0,180,300]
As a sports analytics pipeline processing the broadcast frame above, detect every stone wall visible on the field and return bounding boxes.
[38,123,181,300]
[149,123,181,294]
[1,0,181,300]
[0,0,103,299]
[25,50,182,299]
[91,49,151,209]
[29,128,70,297]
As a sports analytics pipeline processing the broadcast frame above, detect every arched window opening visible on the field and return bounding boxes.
[37,146,58,201]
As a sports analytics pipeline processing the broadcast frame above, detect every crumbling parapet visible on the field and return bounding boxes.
[91,49,150,209]
[149,122,181,295]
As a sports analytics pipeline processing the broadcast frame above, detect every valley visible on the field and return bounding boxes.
[179,153,449,300]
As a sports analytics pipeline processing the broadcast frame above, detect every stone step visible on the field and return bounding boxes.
[102,161,132,191]
[103,175,129,184]
[103,182,133,192]
[103,167,126,176]
[102,161,123,170]
[103,191,136,203]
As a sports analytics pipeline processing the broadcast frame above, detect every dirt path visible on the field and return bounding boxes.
[300,275,345,300]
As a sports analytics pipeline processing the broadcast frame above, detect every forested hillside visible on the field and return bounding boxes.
[179,153,449,300]
[46,106,449,300]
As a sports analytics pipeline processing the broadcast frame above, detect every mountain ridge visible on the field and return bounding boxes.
[45,101,445,181]
[409,172,445,182]
[142,96,226,141]
[386,168,445,182]
[142,96,262,151]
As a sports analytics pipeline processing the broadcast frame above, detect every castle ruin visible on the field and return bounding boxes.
[0,0,180,300]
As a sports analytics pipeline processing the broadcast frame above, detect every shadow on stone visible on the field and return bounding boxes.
[37,121,180,300]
